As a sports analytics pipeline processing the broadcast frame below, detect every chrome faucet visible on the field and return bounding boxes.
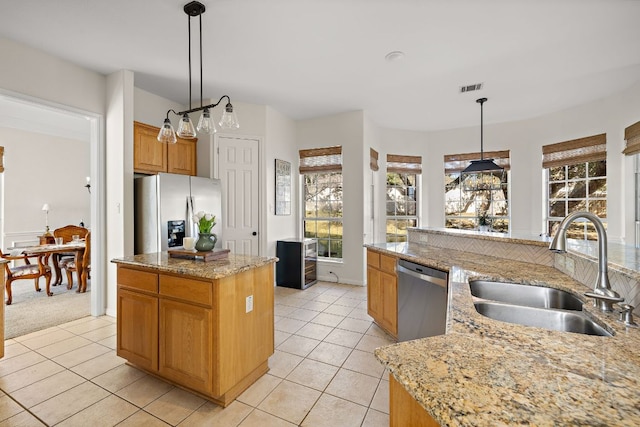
[549,211,623,312]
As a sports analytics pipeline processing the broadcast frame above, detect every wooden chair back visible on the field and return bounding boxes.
[53,225,88,243]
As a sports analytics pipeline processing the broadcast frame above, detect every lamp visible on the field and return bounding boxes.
[85,176,91,194]
[41,203,52,236]
[461,98,504,191]
[157,1,240,143]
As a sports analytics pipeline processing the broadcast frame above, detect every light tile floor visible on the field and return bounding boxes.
[0,282,395,426]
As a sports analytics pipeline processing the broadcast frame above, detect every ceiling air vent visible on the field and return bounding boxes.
[459,83,483,93]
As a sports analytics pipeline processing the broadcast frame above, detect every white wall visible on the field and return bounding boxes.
[377,82,640,244]
[296,111,365,285]
[0,127,90,244]
[0,38,105,115]
[105,70,134,316]
[265,106,299,257]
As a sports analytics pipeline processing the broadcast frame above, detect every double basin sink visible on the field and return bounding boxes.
[469,280,611,336]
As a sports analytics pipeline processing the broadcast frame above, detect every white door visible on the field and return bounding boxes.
[216,136,260,255]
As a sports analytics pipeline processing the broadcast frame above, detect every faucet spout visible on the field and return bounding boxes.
[549,211,621,311]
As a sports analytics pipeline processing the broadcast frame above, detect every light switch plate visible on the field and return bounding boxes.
[246,295,253,313]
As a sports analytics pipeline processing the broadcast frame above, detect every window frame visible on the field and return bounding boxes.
[544,160,607,240]
[385,171,419,242]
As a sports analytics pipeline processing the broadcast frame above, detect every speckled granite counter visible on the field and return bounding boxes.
[369,242,640,426]
[111,252,277,280]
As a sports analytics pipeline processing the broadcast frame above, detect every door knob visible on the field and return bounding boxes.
[252,231,257,236]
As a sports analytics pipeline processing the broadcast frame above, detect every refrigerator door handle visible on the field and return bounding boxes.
[187,196,195,237]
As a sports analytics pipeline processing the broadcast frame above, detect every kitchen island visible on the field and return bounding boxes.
[369,234,640,426]
[111,252,276,407]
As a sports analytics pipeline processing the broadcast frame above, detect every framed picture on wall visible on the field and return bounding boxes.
[275,159,291,215]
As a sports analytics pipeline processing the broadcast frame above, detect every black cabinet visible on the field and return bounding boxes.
[276,239,317,289]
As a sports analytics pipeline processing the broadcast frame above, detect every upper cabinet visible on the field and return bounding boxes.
[134,121,197,176]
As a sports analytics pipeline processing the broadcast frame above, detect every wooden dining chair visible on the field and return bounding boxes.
[52,225,88,286]
[1,249,52,305]
[61,231,91,292]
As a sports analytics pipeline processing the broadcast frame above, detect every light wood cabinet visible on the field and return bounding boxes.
[366,249,398,338]
[390,375,440,427]
[159,298,212,394]
[116,262,274,407]
[134,121,197,176]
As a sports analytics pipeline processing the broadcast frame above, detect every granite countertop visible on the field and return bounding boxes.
[111,252,277,280]
[369,242,640,426]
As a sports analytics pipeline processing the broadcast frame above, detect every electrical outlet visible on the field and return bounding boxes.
[246,295,253,313]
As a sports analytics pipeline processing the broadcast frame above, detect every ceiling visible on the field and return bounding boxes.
[1,0,639,132]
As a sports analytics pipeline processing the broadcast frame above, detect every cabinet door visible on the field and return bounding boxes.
[167,137,197,176]
[134,121,167,174]
[381,271,398,335]
[117,288,158,371]
[159,299,212,394]
[367,266,383,321]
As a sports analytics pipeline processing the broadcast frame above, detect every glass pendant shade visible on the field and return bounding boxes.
[177,113,197,139]
[219,103,240,129]
[196,108,217,134]
[157,118,178,144]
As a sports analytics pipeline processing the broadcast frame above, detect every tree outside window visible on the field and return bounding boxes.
[386,172,417,242]
[443,151,510,232]
[546,160,606,240]
[304,172,343,259]
[542,134,607,240]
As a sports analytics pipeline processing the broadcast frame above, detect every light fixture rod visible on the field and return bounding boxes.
[187,10,192,110]
[173,94,231,116]
[477,97,487,160]
[199,13,203,108]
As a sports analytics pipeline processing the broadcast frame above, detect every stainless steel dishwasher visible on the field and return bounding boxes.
[396,259,448,341]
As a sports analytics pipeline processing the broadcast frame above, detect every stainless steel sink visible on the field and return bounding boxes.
[469,280,583,311]
[474,301,611,337]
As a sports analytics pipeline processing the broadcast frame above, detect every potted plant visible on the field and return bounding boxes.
[193,211,217,251]
[478,211,490,232]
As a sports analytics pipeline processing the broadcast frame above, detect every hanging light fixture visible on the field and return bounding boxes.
[461,98,504,191]
[157,1,240,144]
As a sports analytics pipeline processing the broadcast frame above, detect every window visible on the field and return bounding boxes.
[300,146,343,259]
[543,134,607,240]
[444,151,510,232]
[386,154,421,242]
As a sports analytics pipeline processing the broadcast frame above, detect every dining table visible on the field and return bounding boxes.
[10,241,87,292]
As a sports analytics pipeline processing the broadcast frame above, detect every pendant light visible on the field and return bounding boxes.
[157,1,239,143]
[461,98,504,191]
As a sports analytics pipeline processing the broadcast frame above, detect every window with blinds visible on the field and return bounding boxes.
[300,146,343,259]
[543,133,607,240]
[444,150,510,232]
[386,154,421,242]
[623,120,640,156]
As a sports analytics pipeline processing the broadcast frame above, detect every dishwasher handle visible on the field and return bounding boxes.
[397,263,447,288]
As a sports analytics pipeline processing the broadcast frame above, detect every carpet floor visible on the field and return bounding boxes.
[4,278,91,339]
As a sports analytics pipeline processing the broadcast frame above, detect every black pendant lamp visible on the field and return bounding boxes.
[157,1,239,144]
[461,98,504,191]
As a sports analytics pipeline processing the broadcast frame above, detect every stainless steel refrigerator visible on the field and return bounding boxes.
[134,173,222,254]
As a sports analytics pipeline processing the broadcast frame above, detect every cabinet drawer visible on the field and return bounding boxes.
[380,254,396,274]
[367,250,380,268]
[118,267,158,293]
[160,275,212,306]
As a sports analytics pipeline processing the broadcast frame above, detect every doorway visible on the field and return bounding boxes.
[0,90,104,319]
